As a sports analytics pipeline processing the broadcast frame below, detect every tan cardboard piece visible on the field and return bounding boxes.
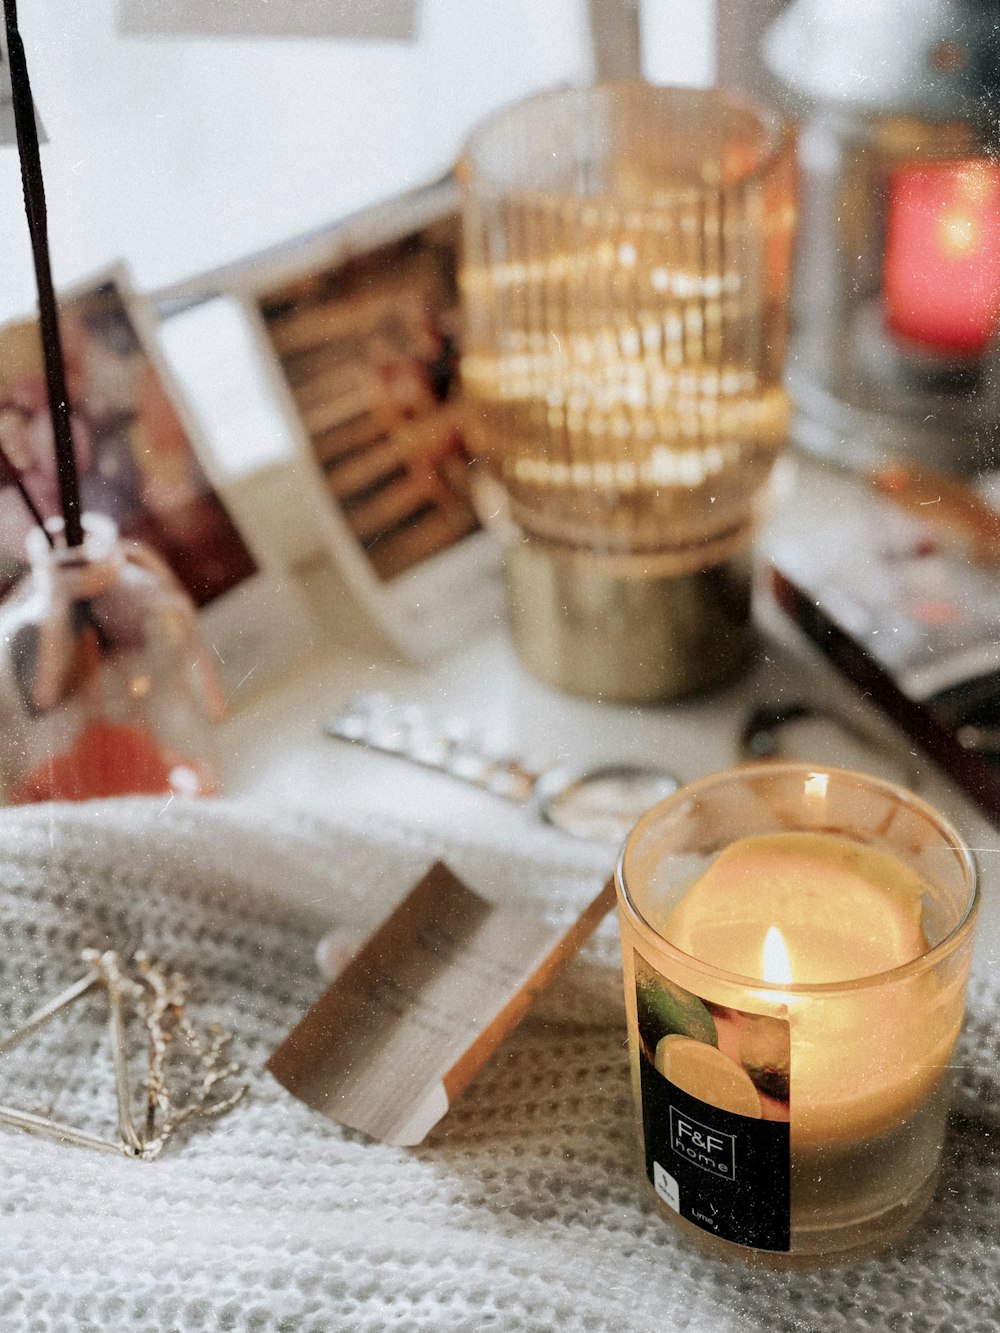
[266,862,615,1145]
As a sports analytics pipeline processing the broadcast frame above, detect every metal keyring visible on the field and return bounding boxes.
[534,763,680,844]
[326,692,680,845]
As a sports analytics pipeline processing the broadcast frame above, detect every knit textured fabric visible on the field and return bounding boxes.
[0,796,996,1333]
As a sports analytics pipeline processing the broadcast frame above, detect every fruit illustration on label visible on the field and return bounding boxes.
[655,1034,762,1118]
[739,1014,791,1102]
[635,970,717,1058]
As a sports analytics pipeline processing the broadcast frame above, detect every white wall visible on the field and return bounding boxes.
[641,0,716,87]
[1,0,714,319]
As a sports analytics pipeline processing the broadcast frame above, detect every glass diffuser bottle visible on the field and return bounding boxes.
[0,513,223,804]
[0,7,223,806]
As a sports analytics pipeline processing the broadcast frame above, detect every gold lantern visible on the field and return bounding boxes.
[458,82,796,702]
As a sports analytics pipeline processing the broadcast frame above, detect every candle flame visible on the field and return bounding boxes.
[938,210,979,258]
[762,926,793,986]
[803,771,828,800]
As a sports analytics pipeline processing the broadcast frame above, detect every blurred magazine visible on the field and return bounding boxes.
[768,478,1000,825]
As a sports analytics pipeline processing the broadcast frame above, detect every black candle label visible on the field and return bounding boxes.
[634,951,790,1252]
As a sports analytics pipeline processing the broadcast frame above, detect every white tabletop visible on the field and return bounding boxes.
[2,452,996,1333]
[212,452,1000,970]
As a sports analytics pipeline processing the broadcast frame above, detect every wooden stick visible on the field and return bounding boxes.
[3,0,83,546]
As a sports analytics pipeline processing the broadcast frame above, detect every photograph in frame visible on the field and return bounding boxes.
[151,180,503,662]
[0,269,258,606]
[235,180,502,660]
[0,267,312,705]
[255,210,479,585]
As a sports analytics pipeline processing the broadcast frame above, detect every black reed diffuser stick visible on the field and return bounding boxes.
[3,0,83,547]
[0,437,54,545]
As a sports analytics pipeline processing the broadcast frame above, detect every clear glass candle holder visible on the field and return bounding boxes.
[458,83,796,701]
[615,763,979,1266]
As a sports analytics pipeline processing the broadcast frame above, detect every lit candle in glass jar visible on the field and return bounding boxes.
[662,831,958,1149]
[883,159,1000,358]
[616,765,979,1265]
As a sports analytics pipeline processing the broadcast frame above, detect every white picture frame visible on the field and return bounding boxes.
[115,0,417,40]
[155,178,503,662]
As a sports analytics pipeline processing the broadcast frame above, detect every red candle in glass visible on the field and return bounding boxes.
[883,159,1000,359]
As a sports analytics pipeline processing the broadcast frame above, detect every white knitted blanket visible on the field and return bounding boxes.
[0,796,997,1333]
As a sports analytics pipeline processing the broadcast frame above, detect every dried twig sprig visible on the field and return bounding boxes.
[132,952,246,1161]
[0,949,247,1159]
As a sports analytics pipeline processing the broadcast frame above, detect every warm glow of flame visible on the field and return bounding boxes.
[938,210,979,257]
[803,771,828,800]
[762,926,793,986]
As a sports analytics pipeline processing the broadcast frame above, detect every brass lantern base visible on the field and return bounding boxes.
[506,537,755,703]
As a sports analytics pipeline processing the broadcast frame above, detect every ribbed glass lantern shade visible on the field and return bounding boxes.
[458,84,796,701]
